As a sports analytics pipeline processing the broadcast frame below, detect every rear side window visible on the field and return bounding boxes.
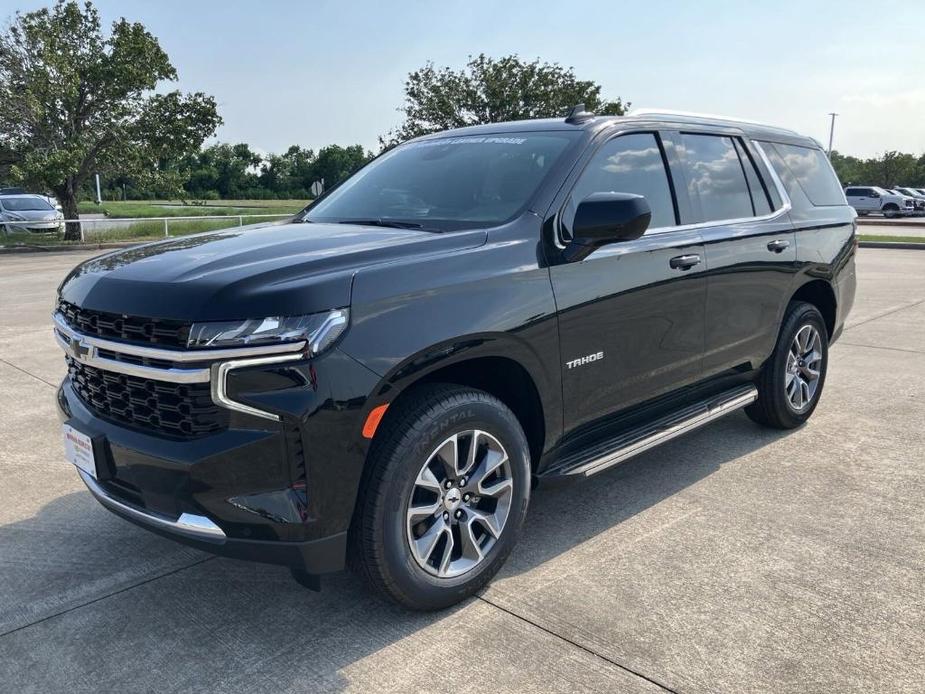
[677,134,754,222]
[564,132,677,234]
[762,143,845,206]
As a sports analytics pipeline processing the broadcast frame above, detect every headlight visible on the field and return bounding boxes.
[5,212,24,221]
[187,308,349,354]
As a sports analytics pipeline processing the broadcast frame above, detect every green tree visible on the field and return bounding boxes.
[183,143,262,198]
[382,54,628,147]
[259,145,315,197]
[311,144,372,191]
[829,151,864,185]
[0,1,221,238]
[863,151,918,189]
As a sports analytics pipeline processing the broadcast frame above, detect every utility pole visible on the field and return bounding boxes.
[827,113,838,157]
[94,173,102,204]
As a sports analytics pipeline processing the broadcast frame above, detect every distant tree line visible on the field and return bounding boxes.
[92,145,925,203]
[829,150,925,188]
[97,143,374,201]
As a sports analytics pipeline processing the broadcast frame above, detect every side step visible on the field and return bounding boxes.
[542,384,758,479]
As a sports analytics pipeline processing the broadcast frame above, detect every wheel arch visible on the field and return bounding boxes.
[790,279,837,338]
[362,336,555,471]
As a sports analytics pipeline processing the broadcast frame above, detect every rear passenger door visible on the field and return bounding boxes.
[668,131,798,378]
[549,131,707,431]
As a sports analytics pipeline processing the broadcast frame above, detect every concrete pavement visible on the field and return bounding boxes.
[0,249,923,693]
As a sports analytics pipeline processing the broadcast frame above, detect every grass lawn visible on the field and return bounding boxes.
[0,199,309,247]
[77,199,308,218]
[858,234,925,244]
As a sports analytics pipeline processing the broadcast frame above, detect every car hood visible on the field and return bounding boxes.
[59,221,487,321]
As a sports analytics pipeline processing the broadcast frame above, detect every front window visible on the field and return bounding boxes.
[1,196,54,212]
[562,132,678,235]
[305,132,578,231]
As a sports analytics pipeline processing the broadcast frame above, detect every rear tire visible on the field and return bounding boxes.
[746,301,829,429]
[349,384,531,610]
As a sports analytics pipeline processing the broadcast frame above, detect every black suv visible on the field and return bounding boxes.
[56,108,857,609]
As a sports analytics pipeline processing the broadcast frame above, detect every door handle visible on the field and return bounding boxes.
[767,239,791,253]
[669,254,701,270]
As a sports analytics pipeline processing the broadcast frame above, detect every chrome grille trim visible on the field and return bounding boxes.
[54,325,210,383]
[54,310,308,421]
[53,312,306,363]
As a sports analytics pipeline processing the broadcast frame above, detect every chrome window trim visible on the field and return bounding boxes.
[76,468,226,543]
[752,141,794,210]
[554,129,794,247]
[211,353,305,422]
[642,139,793,236]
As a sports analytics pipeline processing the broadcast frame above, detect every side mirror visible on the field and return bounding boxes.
[563,192,651,262]
[870,192,880,198]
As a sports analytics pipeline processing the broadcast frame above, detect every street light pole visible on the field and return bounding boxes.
[827,112,838,157]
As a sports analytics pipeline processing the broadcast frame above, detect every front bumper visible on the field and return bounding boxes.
[55,341,380,574]
[74,465,347,572]
[5,220,63,232]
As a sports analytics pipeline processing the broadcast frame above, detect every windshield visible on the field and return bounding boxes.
[1,196,53,211]
[305,132,578,230]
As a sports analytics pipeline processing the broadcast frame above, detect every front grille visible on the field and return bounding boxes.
[57,300,190,348]
[67,357,227,437]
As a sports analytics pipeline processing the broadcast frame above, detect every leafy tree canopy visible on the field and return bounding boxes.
[830,150,925,188]
[0,0,221,237]
[382,54,628,147]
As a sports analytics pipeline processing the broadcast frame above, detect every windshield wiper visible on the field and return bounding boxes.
[335,218,428,230]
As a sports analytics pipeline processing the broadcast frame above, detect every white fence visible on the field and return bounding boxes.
[0,213,294,241]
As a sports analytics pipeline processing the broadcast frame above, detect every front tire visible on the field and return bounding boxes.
[883,203,900,218]
[746,301,829,429]
[350,384,531,610]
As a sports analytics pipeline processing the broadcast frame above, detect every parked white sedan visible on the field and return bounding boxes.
[0,194,64,233]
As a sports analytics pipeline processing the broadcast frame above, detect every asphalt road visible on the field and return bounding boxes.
[0,249,923,693]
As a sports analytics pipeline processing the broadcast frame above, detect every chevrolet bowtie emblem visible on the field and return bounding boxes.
[69,336,93,359]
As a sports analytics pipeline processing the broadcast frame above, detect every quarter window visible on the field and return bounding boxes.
[563,132,677,236]
[766,143,845,206]
[678,134,754,222]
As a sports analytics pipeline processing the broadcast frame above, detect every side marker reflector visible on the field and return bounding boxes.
[362,403,389,439]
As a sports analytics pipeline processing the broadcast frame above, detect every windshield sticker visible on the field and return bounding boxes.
[409,136,527,148]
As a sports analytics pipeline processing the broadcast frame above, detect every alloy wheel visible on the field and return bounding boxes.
[785,324,823,412]
[406,430,513,578]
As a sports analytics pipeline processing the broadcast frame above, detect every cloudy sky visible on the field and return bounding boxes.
[4,0,923,158]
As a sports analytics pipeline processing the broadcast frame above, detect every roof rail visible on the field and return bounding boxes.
[564,103,595,124]
[627,108,800,136]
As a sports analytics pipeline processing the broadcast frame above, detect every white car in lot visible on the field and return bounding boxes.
[0,194,65,233]
[844,186,914,218]
[894,187,925,212]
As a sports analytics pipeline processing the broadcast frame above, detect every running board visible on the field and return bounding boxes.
[542,384,758,479]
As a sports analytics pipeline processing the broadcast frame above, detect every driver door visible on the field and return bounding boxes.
[549,131,707,432]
